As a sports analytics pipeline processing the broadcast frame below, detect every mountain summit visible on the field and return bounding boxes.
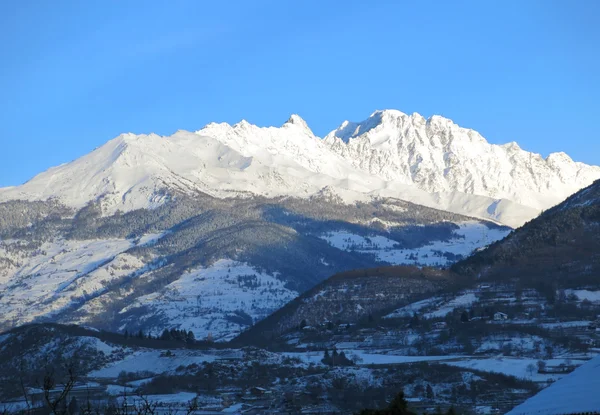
[1,110,598,227]
[283,114,314,135]
[324,110,600,211]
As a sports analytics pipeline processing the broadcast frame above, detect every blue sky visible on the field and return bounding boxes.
[1,0,599,187]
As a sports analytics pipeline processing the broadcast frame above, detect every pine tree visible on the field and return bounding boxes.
[321,349,330,365]
[426,384,434,399]
[388,391,409,413]
[460,310,469,323]
[160,329,171,341]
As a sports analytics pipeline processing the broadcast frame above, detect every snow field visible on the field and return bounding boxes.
[118,259,298,342]
[320,222,509,267]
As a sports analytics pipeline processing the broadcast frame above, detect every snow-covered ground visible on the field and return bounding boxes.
[320,222,509,267]
[118,259,298,342]
[282,350,464,366]
[0,234,296,341]
[119,392,198,404]
[566,289,600,303]
[353,352,463,365]
[385,292,478,319]
[423,293,479,318]
[89,349,221,378]
[0,400,35,412]
[280,350,591,383]
[384,297,441,319]
[0,236,159,326]
[473,335,548,354]
[540,321,592,329]
[77,336,119,355]
[506,355,600,415]
[443,357,587,382]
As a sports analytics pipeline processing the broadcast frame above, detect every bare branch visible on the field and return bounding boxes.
[43,366,77,415]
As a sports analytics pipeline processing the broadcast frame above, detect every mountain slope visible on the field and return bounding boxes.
[236,179,600,346]
[0,192,504,341]
[1,110,597,343]
[1,110,597,227]
[233,265,456,346]
[452,179,600,289]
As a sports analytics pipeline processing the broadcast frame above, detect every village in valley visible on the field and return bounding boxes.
[2,279,599,415]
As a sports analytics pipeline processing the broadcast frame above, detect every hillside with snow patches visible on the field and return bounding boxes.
[2,110,598,227]
[2,182,600,414]
[0,109,597,342]
[0,190,508,340]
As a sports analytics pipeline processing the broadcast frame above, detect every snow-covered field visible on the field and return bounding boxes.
[385,297,441,319]
[506,355,600,415]
[566,289,600,303]
[320,222,509,267]
[423,293,479,318]
[282,350,464,366]
[354,352,463,365]
[0,236,158,326]
[540,321,592,329]
[385,292,478,319]
[118,259,298,342]
[280,350,591,385]
[89,349,221,378]
[443,357,587,382]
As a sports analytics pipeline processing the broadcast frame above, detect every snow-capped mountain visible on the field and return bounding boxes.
[1,110,597,227]
[0,119,379,216]
[324,110,600,212]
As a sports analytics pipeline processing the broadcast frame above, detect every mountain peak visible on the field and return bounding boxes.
[283,114,313,136]
[234,119,252,129]
[322,109,600,213]
[329,109,427,143]
[547,151,573,164]
[370,109,407,119]
[502,141,521,151]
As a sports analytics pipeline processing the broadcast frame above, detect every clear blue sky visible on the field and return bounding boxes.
[1,0,599,187]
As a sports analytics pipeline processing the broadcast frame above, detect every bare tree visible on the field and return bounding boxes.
[132,394,157,415]
[19,376,32,415]
[184,397,199,415]
[526,363,537,378]
[43,367,77,415]
[537,360,547,373]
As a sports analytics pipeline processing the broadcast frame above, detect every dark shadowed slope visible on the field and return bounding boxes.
[233,266,460,346]
[237,180,600,346]
[452,179,600,290]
